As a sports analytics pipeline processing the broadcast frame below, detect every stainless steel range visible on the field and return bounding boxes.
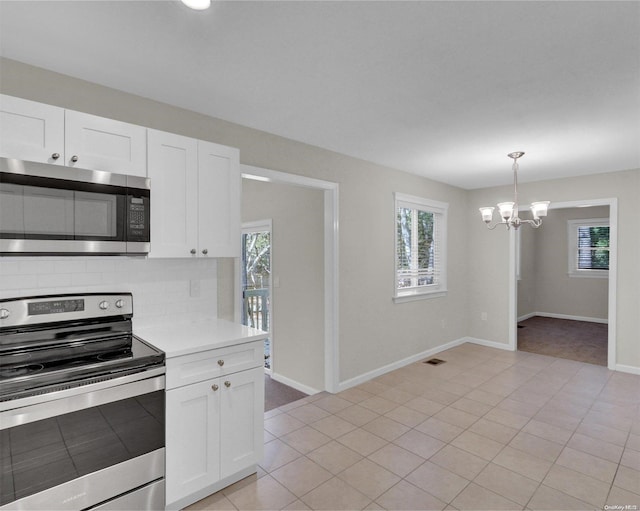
[0,293,165,510]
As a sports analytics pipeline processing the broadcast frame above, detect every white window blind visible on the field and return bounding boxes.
[568,218,609,278]
[394,193,448,302]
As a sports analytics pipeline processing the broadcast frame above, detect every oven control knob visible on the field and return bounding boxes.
[115,299,124,309]
[99,301,110,310]
[0,308,9,319]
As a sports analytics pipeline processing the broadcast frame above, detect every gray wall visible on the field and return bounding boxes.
[242,179,325,392]
[0,58,470,387]
[3,57,638,374]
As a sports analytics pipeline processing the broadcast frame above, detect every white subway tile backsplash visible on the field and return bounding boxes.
[0,256,219,320]
[71,272,103,286]
[37,273,73,288]
[85,258,117,274]
[55,260,86,274]
[0,261,20,275]
[1,274,37,290]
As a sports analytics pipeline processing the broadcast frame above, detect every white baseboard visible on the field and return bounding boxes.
[336,338,467,392]
[462,336,514,351]
[615,364,640,375]
[331,335,637,395]
[270,372,322,396]
[517,312,536,322]
[519,312,608,324]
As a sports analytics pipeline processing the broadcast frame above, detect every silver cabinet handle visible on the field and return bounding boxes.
[202,249,208,255]
[211,384,219,391]
[224,381,231,388]
[190,248,196,255]
[51,153,60,160]
[71,155,79,163]
[217,359,224,366]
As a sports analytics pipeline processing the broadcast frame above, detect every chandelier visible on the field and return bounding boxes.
[479,152,550,230]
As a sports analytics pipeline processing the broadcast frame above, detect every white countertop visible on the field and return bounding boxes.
[133,314,268,358]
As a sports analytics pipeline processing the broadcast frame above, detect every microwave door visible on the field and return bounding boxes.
[74,191,123,240]
[0,182,26,236]
[0,183,75,239]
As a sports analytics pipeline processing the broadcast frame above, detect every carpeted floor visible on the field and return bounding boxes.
[265,374,308,411]
[517,316,608,366]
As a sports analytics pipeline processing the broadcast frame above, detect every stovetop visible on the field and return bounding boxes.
[0,293,164,401]
[0,334,164,401]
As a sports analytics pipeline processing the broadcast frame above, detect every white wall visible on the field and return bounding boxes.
[242,179,325,392]
[517,226,536,318]
[469,169,640,369]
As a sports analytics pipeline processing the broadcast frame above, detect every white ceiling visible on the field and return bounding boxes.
[1,1,639,189]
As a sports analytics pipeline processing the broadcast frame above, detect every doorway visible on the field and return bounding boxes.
[510,198,618,369]
[241,220,272,372]
[240,165,339,393]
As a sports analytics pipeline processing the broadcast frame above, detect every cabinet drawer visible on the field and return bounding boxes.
[166,341,263,389]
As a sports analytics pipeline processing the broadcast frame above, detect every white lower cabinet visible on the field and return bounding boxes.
[165,343,264,510]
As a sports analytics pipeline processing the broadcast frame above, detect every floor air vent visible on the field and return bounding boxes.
[424,358,446,365]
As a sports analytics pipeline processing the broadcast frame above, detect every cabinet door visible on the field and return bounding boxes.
[65,110,147,176]
[197,141,240,257]
[147,129,199,258]
[166,379,221,506]
[0,94,65,164]
[220,367,264,478]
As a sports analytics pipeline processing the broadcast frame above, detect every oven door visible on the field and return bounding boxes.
[0,369,165,511]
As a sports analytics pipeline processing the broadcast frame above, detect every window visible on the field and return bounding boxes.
[568,218,610,278]
[394,192,448,302]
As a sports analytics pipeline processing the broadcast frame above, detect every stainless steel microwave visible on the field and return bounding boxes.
[0,157,150,255]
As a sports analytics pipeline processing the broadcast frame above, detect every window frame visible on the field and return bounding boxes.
[567,217,610,278]
[393,192,448,303]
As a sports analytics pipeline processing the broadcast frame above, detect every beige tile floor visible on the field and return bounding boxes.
[186,343,640,510]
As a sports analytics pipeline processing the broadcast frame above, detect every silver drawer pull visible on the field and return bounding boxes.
[217,360,224,366]
[211,384,219,391]
[51,152,60,160]
[224,381,231,388]
[71,155,79,163]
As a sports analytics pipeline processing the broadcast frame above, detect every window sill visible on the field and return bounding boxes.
[568,271,608,279]
[393,290,447,304]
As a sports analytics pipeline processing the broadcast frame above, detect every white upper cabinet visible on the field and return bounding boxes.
[0,95,65,164]
[198,141,240,258]
[147,129,199,258]
[0,94,147,177]
[65,110,147,177]
[148,130,240,258]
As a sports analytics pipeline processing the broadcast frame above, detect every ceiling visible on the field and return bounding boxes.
[1,1,639,189]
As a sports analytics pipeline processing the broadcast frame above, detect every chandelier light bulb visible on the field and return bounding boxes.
[479,207,495,223]
[497,202,515,221]
[181,0,211,10]
[531,201,550,219]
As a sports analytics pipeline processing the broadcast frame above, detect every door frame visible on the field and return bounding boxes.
[509,197,618,370]
[241,219,273,374]
[239,165,340,393]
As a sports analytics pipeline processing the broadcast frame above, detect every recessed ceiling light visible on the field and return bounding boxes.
[181,0,211,10]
